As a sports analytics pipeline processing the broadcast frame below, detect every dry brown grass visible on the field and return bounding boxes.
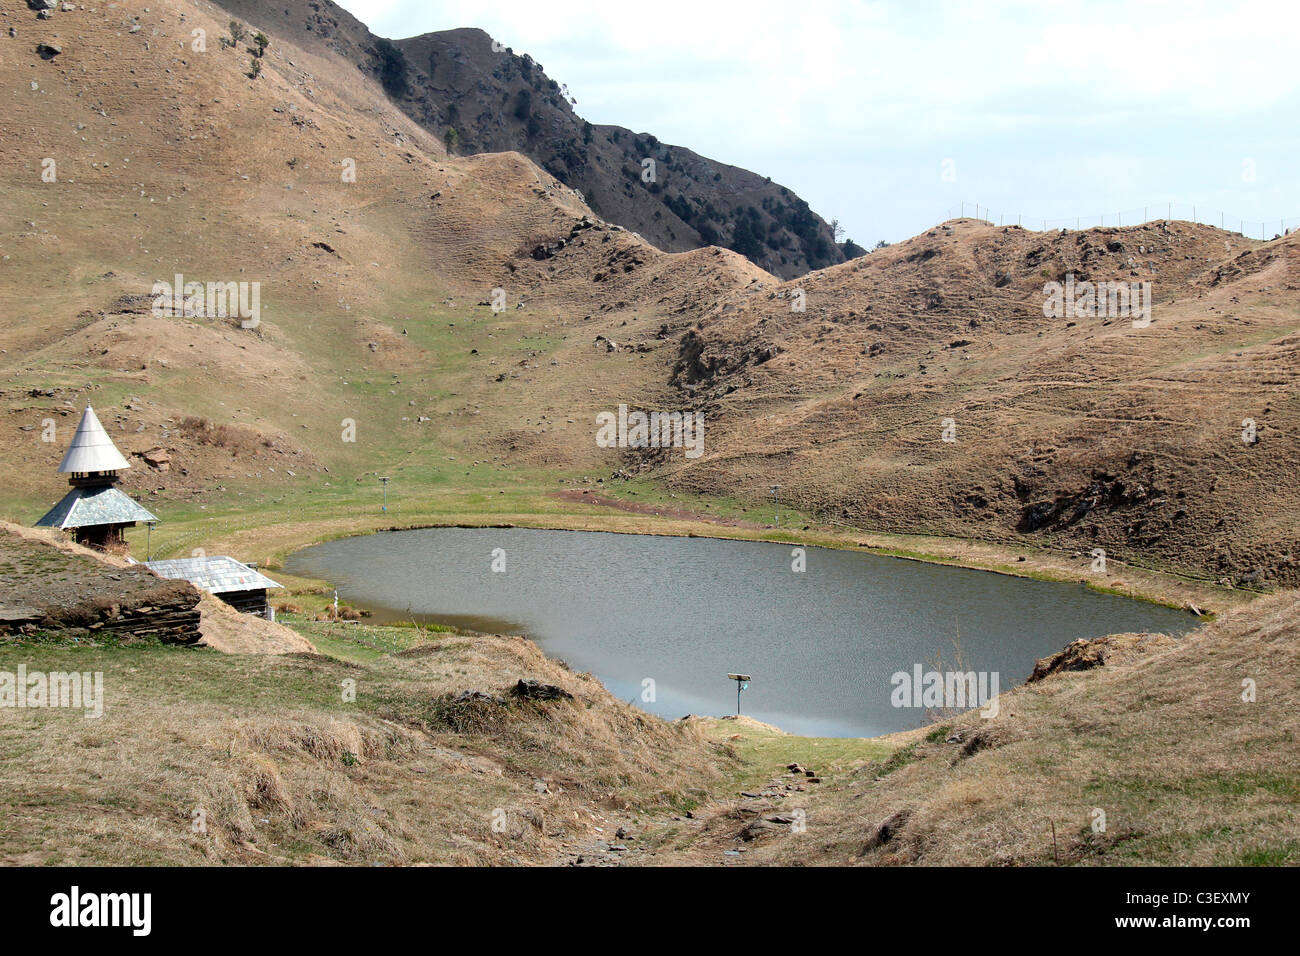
[0,629,731,865]
[691,590,1300,866]
[177,417,275,459]
[670,218,1300,589]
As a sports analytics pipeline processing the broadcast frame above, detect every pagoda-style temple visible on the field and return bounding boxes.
[35,405,158,553]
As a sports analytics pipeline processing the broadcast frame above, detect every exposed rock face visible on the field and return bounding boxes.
[1028,632,1178,683]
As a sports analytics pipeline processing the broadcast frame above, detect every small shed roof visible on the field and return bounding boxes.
[35,485,158,530]
[58,406,131,473]
[145,556,281,595]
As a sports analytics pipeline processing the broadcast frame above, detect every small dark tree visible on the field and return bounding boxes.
[513,88,532,122]
[373,38,409,98]
[228,21,246,47]
[253,33,270,57]
[443,127,459,154]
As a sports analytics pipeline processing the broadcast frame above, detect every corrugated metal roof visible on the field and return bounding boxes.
[145,556,281,594]
[35,485,158,529]
[58,406,132,473]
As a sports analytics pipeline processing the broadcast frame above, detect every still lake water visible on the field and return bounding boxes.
[286,527,1196,737]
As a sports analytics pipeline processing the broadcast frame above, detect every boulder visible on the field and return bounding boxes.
[139,447,171,472]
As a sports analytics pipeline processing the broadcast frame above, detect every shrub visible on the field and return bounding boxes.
[373,38,409,97]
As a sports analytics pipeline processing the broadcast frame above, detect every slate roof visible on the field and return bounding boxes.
[58,406,132,473]
[35,485,158,529]
[145,556,281,594]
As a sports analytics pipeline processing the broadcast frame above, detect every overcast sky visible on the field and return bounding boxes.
[338,0,1299,246]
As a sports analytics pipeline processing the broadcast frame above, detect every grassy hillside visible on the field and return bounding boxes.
[666,218,1300,587]
[0,619,733,865]
[0,0,763,544]
[649,591,1300,866]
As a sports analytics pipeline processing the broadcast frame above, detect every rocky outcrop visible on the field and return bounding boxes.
[1028,632,1177,683]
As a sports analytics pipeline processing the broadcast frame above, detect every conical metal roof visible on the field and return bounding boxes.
[57,406,132,473]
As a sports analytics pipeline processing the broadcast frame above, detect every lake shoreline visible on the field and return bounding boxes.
[259,510,1244,619]
[284,524,1207,738]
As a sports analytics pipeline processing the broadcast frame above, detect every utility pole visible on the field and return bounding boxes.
[728,674,751,716]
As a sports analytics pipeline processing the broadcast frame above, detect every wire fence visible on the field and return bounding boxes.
[941,201,1298,240]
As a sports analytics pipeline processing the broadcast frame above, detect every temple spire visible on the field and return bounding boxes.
[57,405,131,474]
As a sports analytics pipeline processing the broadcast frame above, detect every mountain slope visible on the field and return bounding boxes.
[3,0,1297,597]
[657,217,1300,586]
[0,0,764,520]
[213,0,856,279]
